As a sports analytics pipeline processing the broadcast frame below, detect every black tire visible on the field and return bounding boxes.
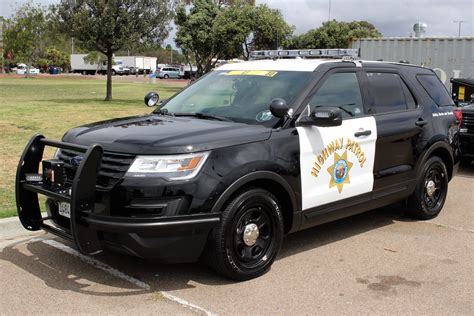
[111,70,116,76]
[204,188,284,281]
[406,156,449,220]
[163,74,169,79]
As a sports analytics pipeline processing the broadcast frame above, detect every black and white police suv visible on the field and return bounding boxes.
[16,49,461,280]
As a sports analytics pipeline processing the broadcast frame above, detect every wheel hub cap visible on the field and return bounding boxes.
[426,180,436,197]
[242,223,259,246]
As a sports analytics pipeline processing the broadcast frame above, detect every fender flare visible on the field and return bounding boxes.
[210,171,298,216]
[415,141,454,179]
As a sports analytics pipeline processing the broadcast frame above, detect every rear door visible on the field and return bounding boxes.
[297,69,377,210]
[363,70,423,195]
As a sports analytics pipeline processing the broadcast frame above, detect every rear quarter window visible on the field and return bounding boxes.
[416,74,455,106]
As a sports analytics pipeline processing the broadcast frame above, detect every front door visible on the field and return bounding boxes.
[297,70,378,210]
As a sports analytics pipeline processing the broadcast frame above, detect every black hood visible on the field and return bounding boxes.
[62,114,272,154]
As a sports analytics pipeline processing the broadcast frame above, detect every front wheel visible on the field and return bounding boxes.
[204,188,284,281]
[406,156,449,220]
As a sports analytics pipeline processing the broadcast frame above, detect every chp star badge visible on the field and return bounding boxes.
[327,151,353,193]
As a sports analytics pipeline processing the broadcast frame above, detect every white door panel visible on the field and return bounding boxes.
[297,116,377,210]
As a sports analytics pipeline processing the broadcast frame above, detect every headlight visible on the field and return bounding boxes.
[125,152,210,180]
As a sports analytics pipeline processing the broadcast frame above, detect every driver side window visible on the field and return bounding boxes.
[308,72,364,118]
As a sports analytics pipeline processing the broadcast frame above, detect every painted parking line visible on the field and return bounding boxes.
[42,239,217,316]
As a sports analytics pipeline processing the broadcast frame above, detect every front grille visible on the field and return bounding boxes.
[57,149,135,190]
[461,111,474,133]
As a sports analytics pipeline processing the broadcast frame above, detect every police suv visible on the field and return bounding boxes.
[16,49,460,280]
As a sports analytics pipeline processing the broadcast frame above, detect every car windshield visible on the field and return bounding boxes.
[158,70,313,126]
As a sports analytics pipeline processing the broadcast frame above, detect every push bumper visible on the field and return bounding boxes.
[16,135,220,261]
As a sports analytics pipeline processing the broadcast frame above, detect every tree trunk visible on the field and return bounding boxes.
[105,52,113,101]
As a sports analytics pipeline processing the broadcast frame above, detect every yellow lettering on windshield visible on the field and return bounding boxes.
[225,70,278,77]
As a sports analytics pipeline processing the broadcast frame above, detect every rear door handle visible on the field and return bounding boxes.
[415,120,428,127]
[354,130,372,137]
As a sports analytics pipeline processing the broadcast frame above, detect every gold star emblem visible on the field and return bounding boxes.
[327,151,353,193]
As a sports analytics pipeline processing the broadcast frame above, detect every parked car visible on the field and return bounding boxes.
[16,63,40,75]
[452,78,474,107]
[459,104,474,164]
[157,67,180,79]
[16,49,460,281]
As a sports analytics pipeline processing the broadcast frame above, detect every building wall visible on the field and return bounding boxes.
[351,37,474,87]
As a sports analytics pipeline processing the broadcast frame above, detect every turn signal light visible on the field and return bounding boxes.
[454,109,462,124]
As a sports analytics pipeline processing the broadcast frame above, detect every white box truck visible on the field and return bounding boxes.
[115,56,145,74]
[70,54,125,75]
[143,57,157,74]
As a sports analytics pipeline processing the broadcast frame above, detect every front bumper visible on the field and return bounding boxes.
[459,133,474,158]
[16,135,220,262]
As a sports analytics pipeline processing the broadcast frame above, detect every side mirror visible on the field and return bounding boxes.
[269,98,291,118]
[144,92,159,107]
[297,106,343,127]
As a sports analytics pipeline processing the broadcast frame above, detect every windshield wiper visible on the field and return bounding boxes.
[173,112,233,122]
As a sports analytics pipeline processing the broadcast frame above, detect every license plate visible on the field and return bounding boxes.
[58,202,71,218]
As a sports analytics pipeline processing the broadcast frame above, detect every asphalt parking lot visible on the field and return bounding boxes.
[1,166,473,315]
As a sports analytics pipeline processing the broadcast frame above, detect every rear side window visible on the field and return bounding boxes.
[416,74,455,106]
[366,72,415,113]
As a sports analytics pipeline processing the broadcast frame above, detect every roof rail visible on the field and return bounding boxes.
[249,49,360,60]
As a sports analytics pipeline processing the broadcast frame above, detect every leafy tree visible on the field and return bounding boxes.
[37,47,70,70]
[243,4,293,59]
[3,3,49,67]
[175,0,293,76]
[83,51,109,74]
[56,0,175,101]
[175,0,239,77]
[183,0,255,5]
[3,2,72,71]
[289,20,382,49]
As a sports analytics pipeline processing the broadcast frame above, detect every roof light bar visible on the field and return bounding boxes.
[249,49,359,60]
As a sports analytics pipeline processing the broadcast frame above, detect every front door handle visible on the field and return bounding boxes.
[354,130,372,137]
[415,119,428,127]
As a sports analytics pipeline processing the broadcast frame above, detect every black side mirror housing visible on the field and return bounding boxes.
[269,98,291,118]
[297,106,343,127]
[144,92,159,107]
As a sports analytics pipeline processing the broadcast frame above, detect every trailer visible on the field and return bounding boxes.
[351,37,474,88]
[70,54,124,75]
[179,64,197,79]
[143,57,157,74]
[115,56,145,74]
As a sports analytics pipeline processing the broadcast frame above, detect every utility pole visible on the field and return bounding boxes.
[328,0,332,22]
[0,16,4,74]
[453,20,465,37]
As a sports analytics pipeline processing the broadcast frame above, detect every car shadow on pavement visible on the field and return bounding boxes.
[0,240,150,297]
[0,206,407,294]
[94,206,401,291]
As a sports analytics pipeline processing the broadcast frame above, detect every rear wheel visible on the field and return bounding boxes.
[163,74,169,79]
[406,156,448,220]
[204,188,284,281]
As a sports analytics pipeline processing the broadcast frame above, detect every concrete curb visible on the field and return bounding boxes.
[0,214,46,239]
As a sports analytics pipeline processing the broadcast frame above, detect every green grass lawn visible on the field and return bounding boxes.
[0,76,184,218]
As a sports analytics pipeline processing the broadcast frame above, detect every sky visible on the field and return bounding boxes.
[1,0,473,42]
